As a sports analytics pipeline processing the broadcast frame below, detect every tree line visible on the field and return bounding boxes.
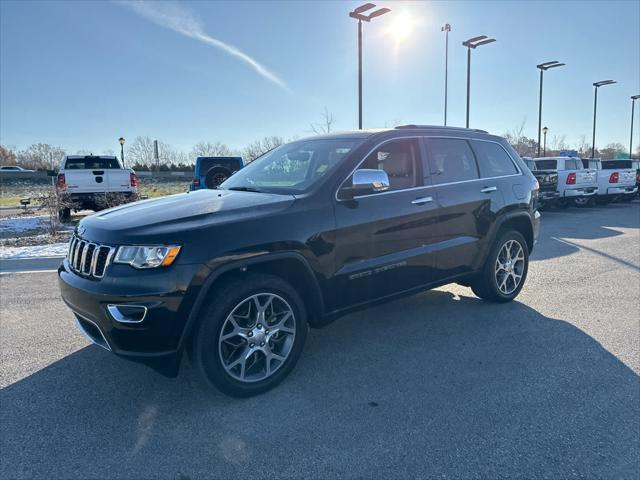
[0,135,287,172]
[1,122,635,172]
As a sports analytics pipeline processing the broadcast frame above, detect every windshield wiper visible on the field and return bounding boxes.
[226,186,263,193]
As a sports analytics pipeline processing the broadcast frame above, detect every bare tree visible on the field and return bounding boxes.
[310,107,335,135]
[127,136,157,166]
[16,143,66,170]
[0,145,17,165]
[191,141,233,158]
[242,136,285,162]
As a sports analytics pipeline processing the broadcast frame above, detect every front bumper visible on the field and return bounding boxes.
[563,187,597,198]
[58,259,203,376]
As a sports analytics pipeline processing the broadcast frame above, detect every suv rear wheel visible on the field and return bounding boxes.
[471,230,529,303]
[190,273,308,397]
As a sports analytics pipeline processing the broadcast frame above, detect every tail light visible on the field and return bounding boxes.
[56,173,66,190]
[566,172,576,185]
[130,172,138,187]
[636,173,640,183]
[609,172,619,183]
[192,178,200,188]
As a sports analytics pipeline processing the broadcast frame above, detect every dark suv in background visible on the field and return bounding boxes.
[59,125,540,397]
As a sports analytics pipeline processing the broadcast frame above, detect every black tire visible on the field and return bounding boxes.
[190,273,308,397]
[58,207,71,222]
[204,166,231,189]
[556,198,571,209]
[471,230,529,303]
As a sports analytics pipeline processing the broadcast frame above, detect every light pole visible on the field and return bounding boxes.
[349,3,391,130]
[542,126,548,156]
[536,61,565,157]
[442,23,451,126]
[630,95,640,159]
[591,80,616,159]
[119,137,125,167]
[462,35,496,128]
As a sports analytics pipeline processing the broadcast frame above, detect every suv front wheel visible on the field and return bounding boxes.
[471,230,529,303]
[190,273,308,397]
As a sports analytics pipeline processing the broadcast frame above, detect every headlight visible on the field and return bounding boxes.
[114,245,181,269]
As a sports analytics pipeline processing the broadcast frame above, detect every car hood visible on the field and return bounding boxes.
[77,189,296,244]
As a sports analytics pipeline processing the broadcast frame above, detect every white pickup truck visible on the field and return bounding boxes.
[580,159,638,204]
[57,155,138,220]
[533,156,597,207]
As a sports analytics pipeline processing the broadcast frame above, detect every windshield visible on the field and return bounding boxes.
[221,138,361,193]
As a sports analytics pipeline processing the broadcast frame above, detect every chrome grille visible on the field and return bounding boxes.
[68,234,115,279]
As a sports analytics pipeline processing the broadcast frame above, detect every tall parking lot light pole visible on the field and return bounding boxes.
[349,3,391,130]
[630,95,640,159]
[462,35,495,129]
[442,23,451,126]
[536,61,565,157]
[543,126,549,156]
[591,80,616,159]
[118,137,125,167]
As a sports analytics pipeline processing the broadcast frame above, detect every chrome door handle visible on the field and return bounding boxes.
[481,186,497,193]
[411,196,433,205]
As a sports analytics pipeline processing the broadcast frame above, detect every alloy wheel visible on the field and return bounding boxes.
[218,293,296,383]
[494,239,525,295]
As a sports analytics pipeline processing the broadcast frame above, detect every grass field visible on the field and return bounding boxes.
[0,178,191,208]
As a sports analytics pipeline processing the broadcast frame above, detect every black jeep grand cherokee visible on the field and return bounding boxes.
[59,125,540,397]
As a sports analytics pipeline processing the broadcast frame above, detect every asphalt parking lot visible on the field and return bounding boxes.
[1,202,639,479]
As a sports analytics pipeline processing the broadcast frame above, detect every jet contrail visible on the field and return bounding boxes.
[122,1,289,91]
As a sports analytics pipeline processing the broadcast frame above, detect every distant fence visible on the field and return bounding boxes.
[0,171,194,182]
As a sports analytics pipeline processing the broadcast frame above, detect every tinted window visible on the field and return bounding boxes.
[472,141,518,177]
[601,160,632,169]
[65,157,120,169]
[426,138,478,184]
[535,160,557,170]
[360,138,420,191]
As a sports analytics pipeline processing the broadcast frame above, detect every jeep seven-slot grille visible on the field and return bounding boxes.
[68,234,115,279]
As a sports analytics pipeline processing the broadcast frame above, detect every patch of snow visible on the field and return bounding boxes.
[0,215,48,233]
[0,242,69,259]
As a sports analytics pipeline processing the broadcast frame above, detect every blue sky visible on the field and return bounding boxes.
[1,0,639,155]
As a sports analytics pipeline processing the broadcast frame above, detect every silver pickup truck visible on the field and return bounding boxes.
[581,158,638,204]
[533,157,597,207]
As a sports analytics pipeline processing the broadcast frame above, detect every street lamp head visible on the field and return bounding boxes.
[632,95,640,100]
[349,3,390,22]
[462,35,495,48]
[368,7,391,19]
[118,137,125,146]
[594,80,616,87]
[353,3,376,14]
[543,126,549,135]
[442,23,451,32]
[537,60,565,70]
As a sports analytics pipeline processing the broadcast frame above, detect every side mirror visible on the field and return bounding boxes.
[342,169,390,199]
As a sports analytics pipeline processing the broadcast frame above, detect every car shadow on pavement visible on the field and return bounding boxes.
[1,290,638,479]
[531,202,640,261]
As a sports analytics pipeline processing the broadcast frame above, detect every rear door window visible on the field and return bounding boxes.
[425,138,479,185]
[471,140,518,177]
[601,160,632,170]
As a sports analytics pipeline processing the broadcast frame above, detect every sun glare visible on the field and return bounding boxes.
[385,11,418,45]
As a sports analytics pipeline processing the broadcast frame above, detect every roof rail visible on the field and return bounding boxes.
[394,124,488,134]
